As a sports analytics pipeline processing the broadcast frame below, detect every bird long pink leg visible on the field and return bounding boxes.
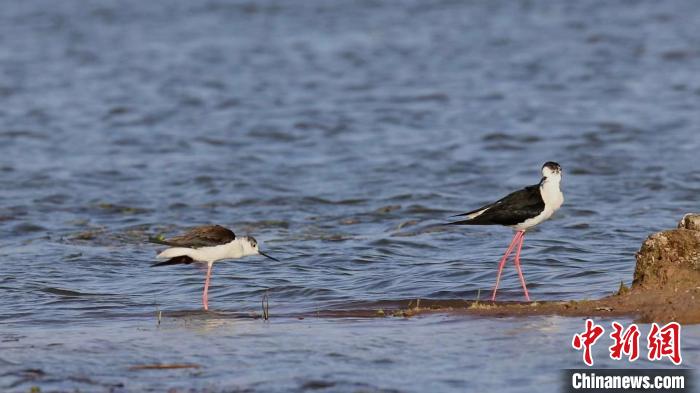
[202,263,213,311]
[491,230,524,301]
[513,232,531,301]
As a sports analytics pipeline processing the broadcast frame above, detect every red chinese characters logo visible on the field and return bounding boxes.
[609,322,640,361]
[572,320,683,366]
[572,319,605,366]
[647,322,682,365]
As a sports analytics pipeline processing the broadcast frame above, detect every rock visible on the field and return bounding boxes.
[633,220,700,290]
[678,213,700,231]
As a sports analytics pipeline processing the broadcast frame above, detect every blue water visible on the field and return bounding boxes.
[1,0,699,391]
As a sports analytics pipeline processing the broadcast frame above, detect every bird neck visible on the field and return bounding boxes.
[541,174,561,191]
[540,174,564,210]
[228,238,257,258]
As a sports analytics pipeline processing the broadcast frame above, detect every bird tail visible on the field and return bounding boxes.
[152,247,198,267]
[446,213,493,225]
[446,206,493,225]
[445,218,476,225]
[152,255,194,267]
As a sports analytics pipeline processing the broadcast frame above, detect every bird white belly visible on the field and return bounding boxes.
[512,208,554,230]
[157,239,248,264]
[194,244,232,263]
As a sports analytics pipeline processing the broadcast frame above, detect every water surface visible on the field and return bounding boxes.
[1,0,699,391]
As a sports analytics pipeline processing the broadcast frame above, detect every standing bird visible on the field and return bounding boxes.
[448,162,564,301]
[149,225,279,310]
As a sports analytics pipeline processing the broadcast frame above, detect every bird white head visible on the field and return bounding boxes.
[541,161,562,183]
[241,236,280,261]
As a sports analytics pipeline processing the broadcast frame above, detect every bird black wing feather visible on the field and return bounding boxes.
[449,200,499,218]
[448,184,544,226]
[148,225,236,248]
[151,255,194,267]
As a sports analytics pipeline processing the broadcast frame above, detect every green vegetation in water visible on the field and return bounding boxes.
[616,280,630,296]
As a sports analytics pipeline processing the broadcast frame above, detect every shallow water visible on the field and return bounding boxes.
[1,0,699,391]
[1,316,698,392]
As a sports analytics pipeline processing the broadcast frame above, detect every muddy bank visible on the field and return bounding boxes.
[310,214,700,324]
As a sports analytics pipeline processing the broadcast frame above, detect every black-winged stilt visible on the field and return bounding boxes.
[149,225,279,310]
[449,162,564,301]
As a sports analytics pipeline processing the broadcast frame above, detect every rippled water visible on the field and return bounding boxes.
[1,0,700,391]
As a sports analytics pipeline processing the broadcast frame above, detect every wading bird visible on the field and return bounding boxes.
[449,162,564,301]
[150,225,278,310]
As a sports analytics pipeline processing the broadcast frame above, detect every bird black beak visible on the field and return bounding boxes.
[259,251,280,262]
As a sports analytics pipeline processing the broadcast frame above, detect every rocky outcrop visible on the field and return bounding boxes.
[679,213,700,231]
[633,213,700,291]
